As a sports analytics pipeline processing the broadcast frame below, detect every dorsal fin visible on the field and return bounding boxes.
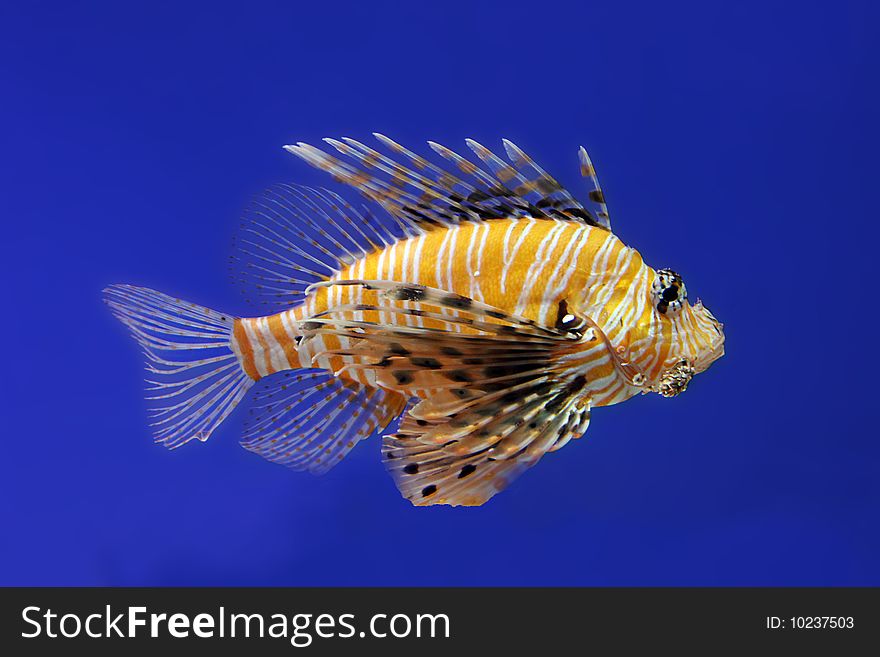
[284,136,612,232]
[230,183,414,310]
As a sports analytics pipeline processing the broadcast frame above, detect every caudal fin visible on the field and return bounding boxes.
[103,284,253,448]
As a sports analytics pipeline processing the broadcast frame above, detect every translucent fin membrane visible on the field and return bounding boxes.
[240,369,407,474]
[104,284,252,448]
[230,183,409,310]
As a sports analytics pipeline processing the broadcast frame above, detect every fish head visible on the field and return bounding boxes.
[632,268,725,397]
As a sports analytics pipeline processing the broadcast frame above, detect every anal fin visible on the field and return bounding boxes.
[241,369,407,474]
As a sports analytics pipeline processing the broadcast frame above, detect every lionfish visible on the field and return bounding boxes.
[105,135,724,506]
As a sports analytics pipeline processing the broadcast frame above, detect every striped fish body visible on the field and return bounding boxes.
[233,218,648,408]
[106,135,724,506]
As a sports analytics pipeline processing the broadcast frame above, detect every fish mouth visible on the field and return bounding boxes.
[689,302,725,374]
[651,317,724,395]
[694,342,725,373]
[694,321,725,374]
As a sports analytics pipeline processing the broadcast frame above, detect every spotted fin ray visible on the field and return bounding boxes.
[296,279,587,391]
[285,135,612,231]
[383,381,592,507]
[291,280,603,505]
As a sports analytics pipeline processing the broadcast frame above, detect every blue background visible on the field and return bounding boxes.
[2,1,878,585]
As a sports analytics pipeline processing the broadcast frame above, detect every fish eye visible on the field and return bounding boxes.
[652,268,687,316]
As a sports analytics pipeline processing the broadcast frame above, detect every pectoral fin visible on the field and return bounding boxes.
[291,280,601,505]
[383,379,592,507]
